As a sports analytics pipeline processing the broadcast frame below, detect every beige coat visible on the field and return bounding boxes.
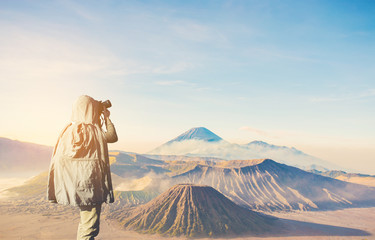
[47,95,118,206]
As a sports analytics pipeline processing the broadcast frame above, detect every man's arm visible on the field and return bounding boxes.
[103,109,118,143]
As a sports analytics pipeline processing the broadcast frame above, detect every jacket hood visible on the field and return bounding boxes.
[71,95,101,124]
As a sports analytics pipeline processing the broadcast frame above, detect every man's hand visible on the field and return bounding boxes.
[103,108,111,119]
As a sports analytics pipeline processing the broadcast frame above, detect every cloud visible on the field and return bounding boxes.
[58,0,97,22]
[239,126,375,150]
[244,47,320,63]
[195,87,218,91]
[170,21,213,42]
[310,97,344,102]
[0,22,121,79]
[169,19,227,45]
[155,80,189,86]
[310,89,375,103]
[152,62,193,74]
[0,20,198,91]
[154,79,217,92]
[115,175,152,191]
[239,126,269,136]
[239,126,327,142]
[239,126,309,143]
[239,126,299,139]
[360,89,375,97]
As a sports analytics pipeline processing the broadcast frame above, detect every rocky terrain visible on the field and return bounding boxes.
[108,152,375,211]
[121,184,277,237]
[170,159,375,211]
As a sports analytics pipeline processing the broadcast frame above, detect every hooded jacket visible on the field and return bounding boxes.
[47,95,118,206]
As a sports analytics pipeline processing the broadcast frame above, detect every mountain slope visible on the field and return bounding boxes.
[310,170,375,187]
[171,159,375,211]
[109,152,169,178]
[0,137,53,177]
[121,184,275,237]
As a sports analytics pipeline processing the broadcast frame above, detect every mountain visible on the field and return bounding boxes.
[121,184,276,237]
[149,127,224,156]
[4,152,375,214]
[170,159,375,211]
[107,152,375,211]
[243,140,337,170]
[148,128,339,171]
[109,152,169,178]
[310,170,375,187]
[143,154,224,162]
[167,127,223,143]
[0,137,53,177]
[97,152,375,212]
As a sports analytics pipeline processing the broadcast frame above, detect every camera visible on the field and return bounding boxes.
[99,100,112,112]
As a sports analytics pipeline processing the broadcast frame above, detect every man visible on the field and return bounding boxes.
[47,95,118,240]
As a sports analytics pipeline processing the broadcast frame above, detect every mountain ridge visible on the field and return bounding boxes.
[4,151,375,214]
[311,169,375,187]
[170,158,375,211]
[0,137,53,177]
[148,127,340,171]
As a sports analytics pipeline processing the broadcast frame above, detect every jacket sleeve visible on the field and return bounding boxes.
[104,118,118,143]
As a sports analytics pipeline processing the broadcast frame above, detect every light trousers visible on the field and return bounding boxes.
[77,204,102,240]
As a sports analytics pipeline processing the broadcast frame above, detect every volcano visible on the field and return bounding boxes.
[167,127,223,143]
[121,184,275,237]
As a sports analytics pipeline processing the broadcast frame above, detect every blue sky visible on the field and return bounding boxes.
[0,0,374,173]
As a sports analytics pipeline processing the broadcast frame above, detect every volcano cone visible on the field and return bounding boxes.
[122,184,275,237]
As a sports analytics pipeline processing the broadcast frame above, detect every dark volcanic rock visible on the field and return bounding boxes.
[121,184,275,237]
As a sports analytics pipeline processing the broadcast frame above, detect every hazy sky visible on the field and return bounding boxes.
[1,1,374,173]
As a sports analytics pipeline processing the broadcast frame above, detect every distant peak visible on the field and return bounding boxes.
[167,127,223,143]
[247,141,288,149]
[189,127,209,132]
[215,158,275,168]
[190,127,213,132]
[247,140,270,145]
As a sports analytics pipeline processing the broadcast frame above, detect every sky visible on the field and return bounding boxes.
[0,0,374,173]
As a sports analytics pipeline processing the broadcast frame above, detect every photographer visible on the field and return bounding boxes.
[47,95,118,240]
